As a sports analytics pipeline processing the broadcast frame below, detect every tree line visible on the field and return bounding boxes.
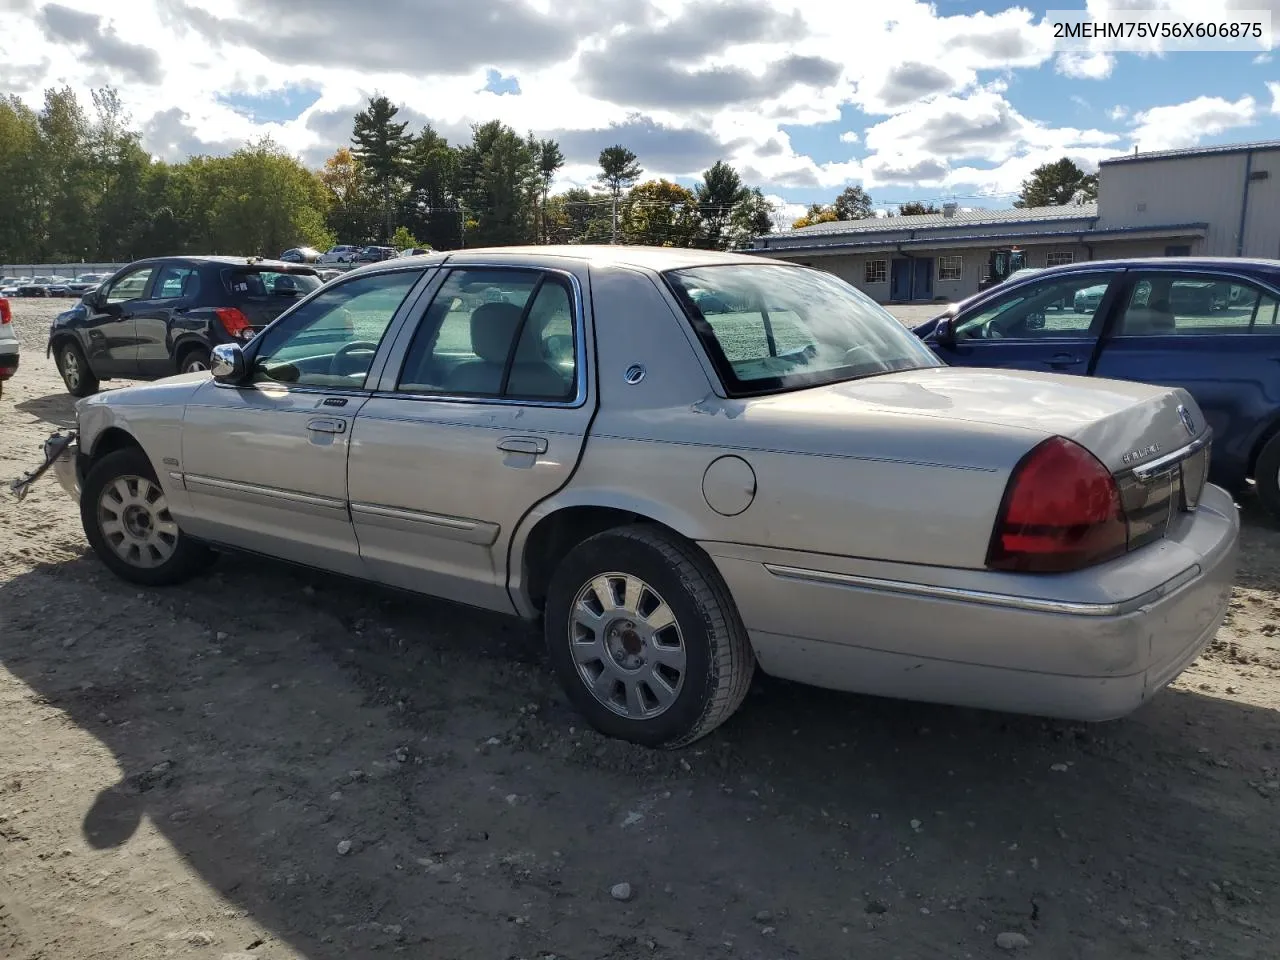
[789,157,1099,228]
[0,88,776,264]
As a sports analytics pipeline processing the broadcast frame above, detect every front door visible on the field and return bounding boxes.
[175,268,429,577]
[83,265,157,377]
[890,258,911,300]
[934,269,1124,373]
[348,263,594,613]
[913,257,934,300]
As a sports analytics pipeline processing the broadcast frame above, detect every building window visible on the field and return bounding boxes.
[1045,252,1075,267]
[1165,245,1191,257]
[864,259,887,284]
[938,256,963,282]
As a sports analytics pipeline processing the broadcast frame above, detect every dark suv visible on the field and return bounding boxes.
[47,256,322,397]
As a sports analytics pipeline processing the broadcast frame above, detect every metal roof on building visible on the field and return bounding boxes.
[1100,138,1280,165]
[780,202,1099,239]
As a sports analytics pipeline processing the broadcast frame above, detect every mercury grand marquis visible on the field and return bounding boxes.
[15,246,1240,748]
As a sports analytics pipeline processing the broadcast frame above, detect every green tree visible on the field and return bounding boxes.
[89,87,151,260]
[390,225,424,249]
[694,160,750,250]
[727,186,774,249]
[833,185,874,221]
[38,86,97,261]
[897,201,940,216]
[350,95,414,240]
[534,137,564,243]
[621,179,701,246]
[596,145,642,243]
[457,120,537,246]
[404,125,460,249]
[0,96,44,263]
[1014,158,1098,208]
[545,187,609,244]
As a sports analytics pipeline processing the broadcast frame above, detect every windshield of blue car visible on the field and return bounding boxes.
[663,264,942,396]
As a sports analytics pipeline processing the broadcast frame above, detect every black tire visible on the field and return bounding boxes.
[56,340,99,397]
[178,344,212,374]
[80,446,213,587]
[1254,433,1280,521]
[544,524,755,749]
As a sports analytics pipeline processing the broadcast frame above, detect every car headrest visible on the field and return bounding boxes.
[470,302,524,363]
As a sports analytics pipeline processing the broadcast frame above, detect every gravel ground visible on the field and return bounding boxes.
[3,296,1280,959]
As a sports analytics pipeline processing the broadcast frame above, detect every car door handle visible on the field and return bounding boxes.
[497,436,547,455]
[1044,353,1080,366]
[307,418,346,435]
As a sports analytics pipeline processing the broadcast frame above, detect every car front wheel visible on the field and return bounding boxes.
[179,346,211,374]
[80,447,213,586]
[56,341,99,397]
[544,524,755,748]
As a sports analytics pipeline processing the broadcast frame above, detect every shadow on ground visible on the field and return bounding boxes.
[1,541,1278,959]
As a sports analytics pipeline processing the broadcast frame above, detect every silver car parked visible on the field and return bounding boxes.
[21,246,1239,748]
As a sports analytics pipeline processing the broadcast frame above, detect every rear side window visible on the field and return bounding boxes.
[1119,274,1280,335]
[222,269,321,299]
[154,265,200,299]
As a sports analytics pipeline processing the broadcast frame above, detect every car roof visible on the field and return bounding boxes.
[348,244,794,277]
[122,255,318,271]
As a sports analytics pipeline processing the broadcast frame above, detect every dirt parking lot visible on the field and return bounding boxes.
[3,296,1280,959]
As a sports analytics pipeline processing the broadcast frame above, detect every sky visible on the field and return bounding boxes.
[1,0,1278,230]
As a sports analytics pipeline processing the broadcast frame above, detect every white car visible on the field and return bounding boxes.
[0,297,18,397]
[317,245,362,265]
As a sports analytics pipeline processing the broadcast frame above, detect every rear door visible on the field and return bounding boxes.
[933,268,1124,374]
[136,261,200,378]
[348,260,593,613]
[1092,270,1280,487]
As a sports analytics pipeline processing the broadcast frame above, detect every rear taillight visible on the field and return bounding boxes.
[987,436,1128,574]
[214,306,251,338]
[0,298,10,324]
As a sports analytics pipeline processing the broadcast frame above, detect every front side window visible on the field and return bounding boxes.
[664,264,940,396]
[955,273,1117,341]
[397,268,577,401]
[249,270,422,388]
[1118,274,1280,335]
[105,267,155,304]
[938,256,963,281]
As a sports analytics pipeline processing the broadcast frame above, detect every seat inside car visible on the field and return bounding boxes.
[443,301,569,399]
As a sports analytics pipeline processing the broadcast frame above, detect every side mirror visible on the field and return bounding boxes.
[933,314,957,347]
[210,343,247,383]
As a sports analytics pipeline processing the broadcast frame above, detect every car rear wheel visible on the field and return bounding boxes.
[179,345,211,374]
[544,524,755,748]
[80,447,213,586]
[1254,434,1280,521]
[56,341,99,397]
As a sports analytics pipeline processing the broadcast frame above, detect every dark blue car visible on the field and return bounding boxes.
[913,257,1280,516]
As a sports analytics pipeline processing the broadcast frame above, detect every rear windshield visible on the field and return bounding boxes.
[663,263,941,396]
[222,269,321,299]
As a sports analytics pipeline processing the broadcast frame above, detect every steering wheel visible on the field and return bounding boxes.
[841,344,876,363]
[329,340,379,376]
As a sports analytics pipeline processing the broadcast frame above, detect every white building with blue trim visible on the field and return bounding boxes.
[751,138,1280,303]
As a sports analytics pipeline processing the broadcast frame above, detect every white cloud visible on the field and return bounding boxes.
[0,0,1272,207]
[1270,82,1280,115]
[1108,105,1128,121]
[1056,52,1115,80]
[1129,94,1259,152]
[1256,53,1273,65]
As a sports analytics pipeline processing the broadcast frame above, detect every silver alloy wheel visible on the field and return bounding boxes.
[184,355,209,372]
[569,572,687,720]
[60,348,80,391]
[97,475,180,568]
